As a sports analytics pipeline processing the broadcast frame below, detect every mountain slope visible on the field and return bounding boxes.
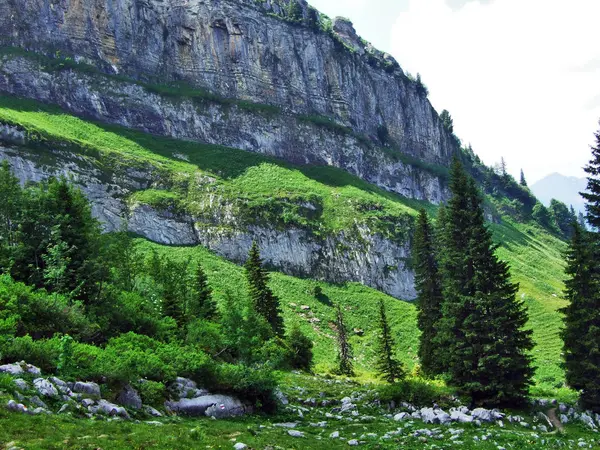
[0,95,568,390]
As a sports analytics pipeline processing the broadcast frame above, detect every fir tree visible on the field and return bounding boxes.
[520,169,528,187]
[375,300,405,383]
[413,209,444,376]
[562,121,600,411]
[335,303,354,376]
[437,160,534,406]
[244,241,284,336]
[0,160,22,251]
[560,224,600,395]
[187,264,218,321]
[581,122,600,228]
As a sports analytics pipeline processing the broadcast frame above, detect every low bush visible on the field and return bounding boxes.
[136,380,167,406]
[377,378,449,407]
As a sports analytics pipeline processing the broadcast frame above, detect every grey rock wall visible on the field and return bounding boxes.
[0,142,416,299]
[0,0,456,165]
[0,56,448,204]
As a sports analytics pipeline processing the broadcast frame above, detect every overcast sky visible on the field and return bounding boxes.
[308,0,600,183]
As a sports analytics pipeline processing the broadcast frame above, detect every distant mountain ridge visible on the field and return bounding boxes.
[531,173,587,213]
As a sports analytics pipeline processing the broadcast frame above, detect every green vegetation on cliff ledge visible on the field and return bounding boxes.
[0,95,419,241]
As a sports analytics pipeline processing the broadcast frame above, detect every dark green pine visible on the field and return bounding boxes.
[244,241,284,336]
[413,209,445,376]
[581,123,600,229]
[335,303,354,376]
[188,264,218,321]
[437,161,534,406]
[375,299,405,383]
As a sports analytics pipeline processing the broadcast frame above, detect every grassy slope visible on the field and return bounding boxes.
[0,95,425,239]
[0,94,569,390]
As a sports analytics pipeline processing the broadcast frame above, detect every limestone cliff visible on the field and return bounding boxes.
[0,0,465,300]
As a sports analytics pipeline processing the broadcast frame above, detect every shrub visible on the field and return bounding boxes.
[377,379,447,407]
[186,319,224,356]
[0,275,93,340]
[1,335,61,373]
[136,380,166,406]
[216,363,277,411]
[0,373,15,392]
[285,326,313,371]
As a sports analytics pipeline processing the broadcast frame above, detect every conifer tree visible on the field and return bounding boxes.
[335,303,354,376]
[375,300,405,383]
[413,209,444,376]
[560,224,600,395]
[244,241,284,336]
[187,264,218,321]
[437,159,534,406]
[581,122,600,228]
[520,169,527,187]
[561,122,600,411]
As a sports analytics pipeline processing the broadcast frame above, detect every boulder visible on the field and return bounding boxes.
[13,379,29,391]
[0,362,41,376]
[33,378,58,397]
[330,431,340,438]
[471,408,503,422]
[420,407,451,424]
[29,396,48,409]
[71,382,101,398]
[274,388,289,405]
[166,394,246,418]
[393,412,409,421]
[450,408,473,423]
[580,413,596,429]
[233,443,248,450]
[144,405,163,417]
[117,384,142,409]
[287,430,304,438]
[81,398,95,408]
[274,422,298,428]
[6,399,28,414]
[94,399,130,419]
[560,414,569,424]
[50,377,71,395]
[348,439,359,446]
[169,377,209,400]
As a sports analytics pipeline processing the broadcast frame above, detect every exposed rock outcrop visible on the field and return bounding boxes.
[0,142,417,299]
[0,0,456,167]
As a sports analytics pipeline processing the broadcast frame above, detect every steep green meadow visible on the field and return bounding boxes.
[0,94,569,393]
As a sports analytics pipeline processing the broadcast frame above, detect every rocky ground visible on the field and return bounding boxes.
[1,361,600,449]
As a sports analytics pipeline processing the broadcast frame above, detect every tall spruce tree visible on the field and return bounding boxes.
[244,241,284,336]
[560,224,600,396]
[561,122,600,411]
[437,159,534,406]
[520,169,528,187]
[187,264,218,321]
[335,303,354,376]
[375,300,405,383]
[581,122,600,228]
[413,209,445,376]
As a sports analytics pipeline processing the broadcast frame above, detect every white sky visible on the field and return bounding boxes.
[308,0,600,183]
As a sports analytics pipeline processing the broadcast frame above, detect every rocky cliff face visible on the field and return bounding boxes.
[0,0,461,300]
[0,0,456,166]
[0,133,416,299]
[0,56,447,203]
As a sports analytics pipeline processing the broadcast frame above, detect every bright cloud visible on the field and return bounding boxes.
[389,0,600,182]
